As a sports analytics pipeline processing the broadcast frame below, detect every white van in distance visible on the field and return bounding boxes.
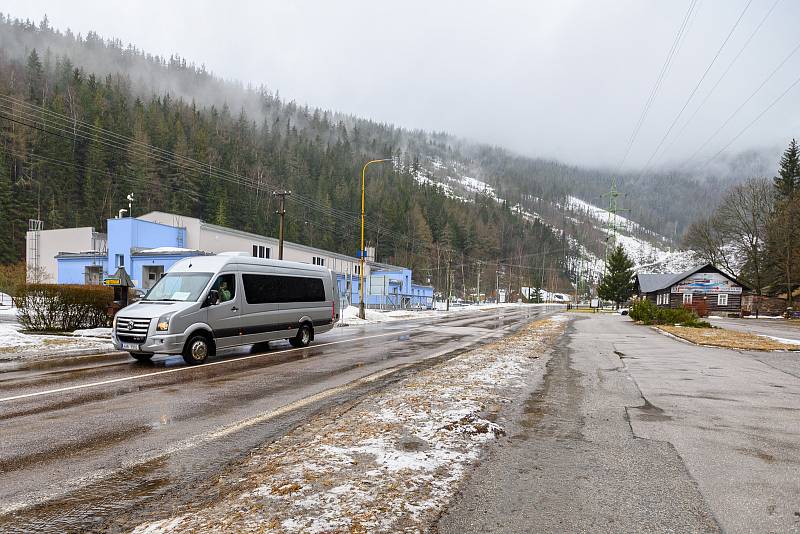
[112,253,340,364]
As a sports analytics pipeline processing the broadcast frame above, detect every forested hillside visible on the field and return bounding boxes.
[0,14,768,294]
[0,15,570,294]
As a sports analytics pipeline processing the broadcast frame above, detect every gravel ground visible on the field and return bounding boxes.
[131,315,568,533]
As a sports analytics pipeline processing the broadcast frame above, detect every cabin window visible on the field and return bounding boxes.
[683,293,693,305]
[242,274,325,303]
[717,293,728,306]
[312,256,325,266]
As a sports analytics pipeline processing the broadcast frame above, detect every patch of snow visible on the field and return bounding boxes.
[72,327,113,338]
[761,335,800,345]
[138,247,197,254]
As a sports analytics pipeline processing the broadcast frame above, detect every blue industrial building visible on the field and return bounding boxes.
[53,214,434,309]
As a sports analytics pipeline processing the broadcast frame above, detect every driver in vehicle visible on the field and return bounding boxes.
[218,280,232,302]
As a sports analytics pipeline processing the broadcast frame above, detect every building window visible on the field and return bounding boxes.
[683,293,693,305]
[354,264,361,275]
[312,256,325,266]
[252,245,269,258]
[717,293,728,306]
[115,254,124,268]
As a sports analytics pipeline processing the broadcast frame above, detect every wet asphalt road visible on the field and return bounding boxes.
[0,305,555,533]
[439,313,800,533]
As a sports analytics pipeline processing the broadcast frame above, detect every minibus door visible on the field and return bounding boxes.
[207,273,241,349]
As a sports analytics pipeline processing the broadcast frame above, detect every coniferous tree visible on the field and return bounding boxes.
[597,244,634,307]
[774,139,800,200]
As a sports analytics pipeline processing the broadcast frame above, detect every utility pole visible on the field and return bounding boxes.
[272,190,291,260]
[496,265,501,303]
[476,261,482,305]
[446,255,452,311]
[601,177,629,274]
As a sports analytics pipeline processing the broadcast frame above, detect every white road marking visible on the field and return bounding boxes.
[0,329,415,403]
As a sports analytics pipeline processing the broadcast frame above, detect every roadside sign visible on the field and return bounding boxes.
[590,298,600,308]
[103,278,121,286]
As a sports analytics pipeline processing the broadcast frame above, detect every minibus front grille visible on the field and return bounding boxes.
[115,317,151,337]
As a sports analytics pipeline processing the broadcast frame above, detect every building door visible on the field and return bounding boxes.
[142,265,165,290]
[84,266,103,285]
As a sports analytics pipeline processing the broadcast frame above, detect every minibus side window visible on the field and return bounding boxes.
[210,273,236,303]
[242,274,325,304]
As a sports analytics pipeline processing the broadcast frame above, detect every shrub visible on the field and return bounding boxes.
[14,284,114,332]
[629,298,710,328]
[0,262,26,298]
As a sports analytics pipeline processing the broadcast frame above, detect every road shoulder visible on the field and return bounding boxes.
[437,315,720,533]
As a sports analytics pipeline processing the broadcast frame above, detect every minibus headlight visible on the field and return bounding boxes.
[156,317,170,332]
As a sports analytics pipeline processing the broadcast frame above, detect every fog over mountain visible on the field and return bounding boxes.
[3,0,798,169]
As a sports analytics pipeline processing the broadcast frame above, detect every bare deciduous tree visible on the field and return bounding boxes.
[716,177,773,295]
[683,177,773,295]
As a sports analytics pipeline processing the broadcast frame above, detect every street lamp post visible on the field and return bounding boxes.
[359,158,392,320]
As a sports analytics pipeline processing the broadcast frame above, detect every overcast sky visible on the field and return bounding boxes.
[4,0,799,169]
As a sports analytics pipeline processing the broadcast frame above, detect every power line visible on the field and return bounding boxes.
[638,0,753,175]
[677,37,800,169]
[616,0,699,171]
[700,71,800,168]
[655,0,781,164]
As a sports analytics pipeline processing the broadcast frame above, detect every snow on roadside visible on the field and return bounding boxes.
[132,315,569,533]
[760,335,800,346]
[71,327,113,338]
[0,323,114,361]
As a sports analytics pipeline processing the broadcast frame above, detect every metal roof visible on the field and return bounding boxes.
[636,263,718,293]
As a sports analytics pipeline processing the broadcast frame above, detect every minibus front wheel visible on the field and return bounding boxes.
[183,333,214,365]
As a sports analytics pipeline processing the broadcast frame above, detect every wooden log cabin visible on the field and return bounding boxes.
[634,263,750,317]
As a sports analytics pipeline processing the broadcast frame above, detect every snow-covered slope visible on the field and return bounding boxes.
[408,156,695,283]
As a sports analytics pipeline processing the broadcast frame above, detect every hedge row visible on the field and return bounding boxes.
[629,299,710,328]
[14,284,115,332]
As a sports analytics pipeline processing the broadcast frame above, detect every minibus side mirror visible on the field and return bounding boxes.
[205,290,220,307]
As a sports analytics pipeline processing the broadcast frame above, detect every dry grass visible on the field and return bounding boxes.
[658,325,800,351]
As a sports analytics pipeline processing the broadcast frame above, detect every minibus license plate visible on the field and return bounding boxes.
[121,342,140,351]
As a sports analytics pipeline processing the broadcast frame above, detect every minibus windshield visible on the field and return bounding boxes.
[143,272,213,302]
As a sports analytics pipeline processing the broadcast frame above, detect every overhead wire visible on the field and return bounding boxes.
[699,71,800,168]
[615,0,699,171]
[655,0,781,164]
[637,0,754,175]
[677,37,800,169]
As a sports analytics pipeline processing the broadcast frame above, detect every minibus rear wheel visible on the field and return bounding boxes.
[183,333,213,365]
[289,324,312,348]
